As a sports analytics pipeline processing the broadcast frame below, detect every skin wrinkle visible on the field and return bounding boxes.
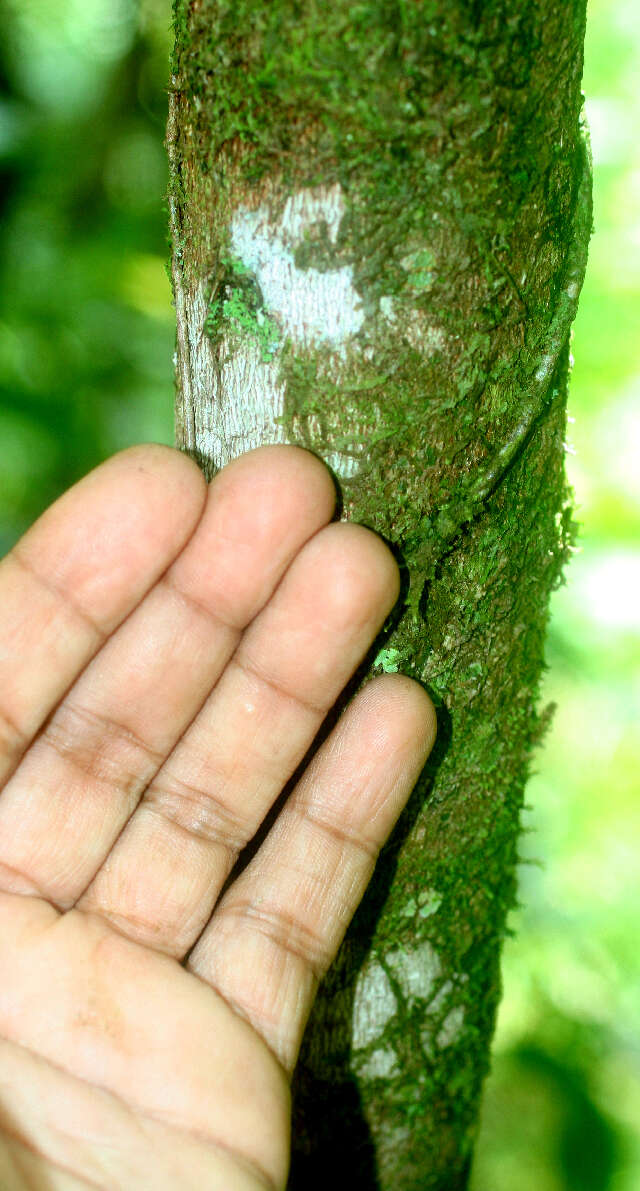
[216,897,333,985]
[0,702,29,771]
[0,1129,104,1191]
[159,571,245,637]
[231,653,328,718]
[286,798,381,865]
[143,776,251,853]
[0,860,47,901]
[5,583,250,910]
[194,920,322,1080]
[182,967,297,1107]
[74,899,186,953]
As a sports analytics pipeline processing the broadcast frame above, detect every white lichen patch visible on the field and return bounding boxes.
[428,980,454,1014]
[209,332,286,463]
[300,351,371,480]
[386,940,442,1004]
[192,181,370,470]
[417,322,448,354]
[436,1005,466,1049]
[534,351,555,384]
[418,888,443,918]
[351,958,398,1050]
[230,182,364,348]
[420,1022,436,1057]
[355,1044,399,1080]
[379,295,396,322]
[419,978,468,1056]
[324,450,362,480]
[401,887,444,919]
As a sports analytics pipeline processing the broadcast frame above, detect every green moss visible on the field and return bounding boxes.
[204,253,281,363]
[374,647,405,674]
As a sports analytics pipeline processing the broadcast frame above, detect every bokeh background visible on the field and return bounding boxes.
[0,1,637,1187]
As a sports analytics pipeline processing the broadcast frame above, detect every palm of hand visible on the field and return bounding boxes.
[2,895,289,1190]
[0,445,435,1190]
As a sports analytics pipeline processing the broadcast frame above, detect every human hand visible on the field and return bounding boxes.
[0,444,436,1190]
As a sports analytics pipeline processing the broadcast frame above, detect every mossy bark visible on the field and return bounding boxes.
[168,3,591,1187]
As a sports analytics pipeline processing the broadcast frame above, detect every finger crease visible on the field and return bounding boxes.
[40,703,164,794]
[0,1125,104,1191]
[0,700,30,765]
[143,777,250,853]
[290,800,380,862]
[0,857,49,901]
[232,654,327,718]
[223,899,331,982]
[12,547,107,644]
[160,574,245,637]
[1,1038,278,1191]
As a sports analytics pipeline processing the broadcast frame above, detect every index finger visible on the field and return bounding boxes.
[0,444,207,787]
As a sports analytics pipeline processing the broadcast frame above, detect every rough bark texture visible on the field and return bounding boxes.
[168,3,591,1187]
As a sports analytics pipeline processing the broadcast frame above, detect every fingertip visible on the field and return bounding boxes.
[108,442,208,509]
[289,445,340,522]
[342,522,402,603]
[13,444,211,630]
[217,444,337,525]
[307,521,401,627]
[395,673,438,758]
[363,671,438,761]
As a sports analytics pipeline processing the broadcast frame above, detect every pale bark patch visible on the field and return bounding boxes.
[356,1044,399,1080]
[386,939,442,1003]
[351,958,397,1050]
[229,182,365,347]
[187,182,372,473]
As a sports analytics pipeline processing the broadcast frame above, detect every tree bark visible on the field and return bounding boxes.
[168,3,591,1187]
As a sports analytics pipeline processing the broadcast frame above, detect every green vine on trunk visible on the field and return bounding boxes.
[408,129,592,617]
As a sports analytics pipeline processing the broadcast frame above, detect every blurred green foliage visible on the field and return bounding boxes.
[0,0,174,552]
[471,2,640,1187]
[0,1,637,1188]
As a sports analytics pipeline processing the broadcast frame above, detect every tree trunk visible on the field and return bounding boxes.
[167,3,591,1187]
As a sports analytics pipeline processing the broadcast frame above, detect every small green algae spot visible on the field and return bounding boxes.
[401,888,443,918]
[374,647,404,673]
[402,247,435,291]
[418,889,444,918]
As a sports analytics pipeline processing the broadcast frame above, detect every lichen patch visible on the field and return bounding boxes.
[351,958,398,1050]
[229,183,365,350]
[386,940,442,1005]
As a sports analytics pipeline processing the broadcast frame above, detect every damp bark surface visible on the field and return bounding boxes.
[168,3,592,1187]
